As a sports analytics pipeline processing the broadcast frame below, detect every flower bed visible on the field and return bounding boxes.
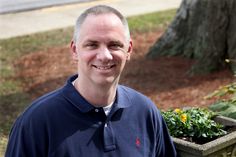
[162,108,227,144]
[162,108,236,157]
[173,116,236,157]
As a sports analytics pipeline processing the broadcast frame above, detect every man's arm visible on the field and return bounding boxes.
[155,114,177,157]
[5,116,47,157]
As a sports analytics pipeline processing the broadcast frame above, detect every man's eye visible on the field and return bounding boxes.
[109,44,122,50]
[85,43,98,49]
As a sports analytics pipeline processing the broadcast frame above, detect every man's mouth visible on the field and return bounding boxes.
[92,64,115,70]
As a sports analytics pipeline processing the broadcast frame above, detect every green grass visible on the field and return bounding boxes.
[0,9,176,155]
[128,9,176,32]
[0,27,73,62]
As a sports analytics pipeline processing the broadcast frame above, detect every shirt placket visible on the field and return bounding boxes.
[93,107,117,152]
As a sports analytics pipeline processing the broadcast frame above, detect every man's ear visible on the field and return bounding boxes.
[126,40,133,60]
[70,40,78,62]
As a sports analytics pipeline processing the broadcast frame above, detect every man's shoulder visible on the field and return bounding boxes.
[117,85,162,122]
[118,85,150,101]
[118,85,155,108]
[31,87,64,108]
[19,87,65,121]
[40,86,64,100]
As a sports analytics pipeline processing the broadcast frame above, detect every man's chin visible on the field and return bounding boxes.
[94,77,119,86]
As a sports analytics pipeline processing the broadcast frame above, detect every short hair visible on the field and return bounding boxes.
[73,5,130,43]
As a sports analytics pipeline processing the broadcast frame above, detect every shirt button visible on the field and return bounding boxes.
[98,121,102,125]
[95,109,99,112]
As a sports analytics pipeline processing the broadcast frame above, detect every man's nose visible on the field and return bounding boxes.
[96,47,113,61]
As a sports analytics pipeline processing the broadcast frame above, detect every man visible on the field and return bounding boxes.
[6,5,177,157]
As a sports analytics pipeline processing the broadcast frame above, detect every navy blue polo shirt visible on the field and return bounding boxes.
[6,75,177,157]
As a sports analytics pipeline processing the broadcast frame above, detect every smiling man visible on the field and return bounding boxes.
[5,5,177,157]
[70,10,132,107]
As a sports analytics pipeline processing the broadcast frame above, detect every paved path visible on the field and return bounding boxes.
[0,0,182,39]
[0,0,96,14]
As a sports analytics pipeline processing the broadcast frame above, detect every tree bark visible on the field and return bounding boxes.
[147,0,236,74]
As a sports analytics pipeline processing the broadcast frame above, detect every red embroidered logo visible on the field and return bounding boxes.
[136,137,141,148]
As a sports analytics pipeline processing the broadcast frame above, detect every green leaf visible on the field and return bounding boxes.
[209,101,230,111]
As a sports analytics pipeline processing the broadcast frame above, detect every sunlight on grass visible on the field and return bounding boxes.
[0,135,7,157]
[0,65,13,78]
[0,9,176,155]
[128,9,176,32]
[0,80,21,95]
[0,27,74,62]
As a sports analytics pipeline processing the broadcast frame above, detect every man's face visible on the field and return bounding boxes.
[71,13,132,87]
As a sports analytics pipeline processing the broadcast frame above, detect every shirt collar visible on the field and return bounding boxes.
[115,86,131,108]
[62,75,131,113]
[62,75,94,113]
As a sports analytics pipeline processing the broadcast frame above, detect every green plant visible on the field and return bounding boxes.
[205,64,236,119]
[209,100,236,119]
[162,108,227,143]
[205,83,236,99]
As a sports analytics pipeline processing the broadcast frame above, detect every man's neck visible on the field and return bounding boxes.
[73,78,117,107]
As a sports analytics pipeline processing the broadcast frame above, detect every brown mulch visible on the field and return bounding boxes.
[14,29,235,110]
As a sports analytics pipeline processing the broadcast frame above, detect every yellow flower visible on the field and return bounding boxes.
[225,59,230,63]
[180,114,187,123]
[174,108,181,114]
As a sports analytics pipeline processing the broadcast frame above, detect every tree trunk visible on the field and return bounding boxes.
[147,0,236,74]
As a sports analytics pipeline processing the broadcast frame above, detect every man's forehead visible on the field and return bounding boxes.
[81,37,124,44]
[84,38,123,43]
[82,13,122,26]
